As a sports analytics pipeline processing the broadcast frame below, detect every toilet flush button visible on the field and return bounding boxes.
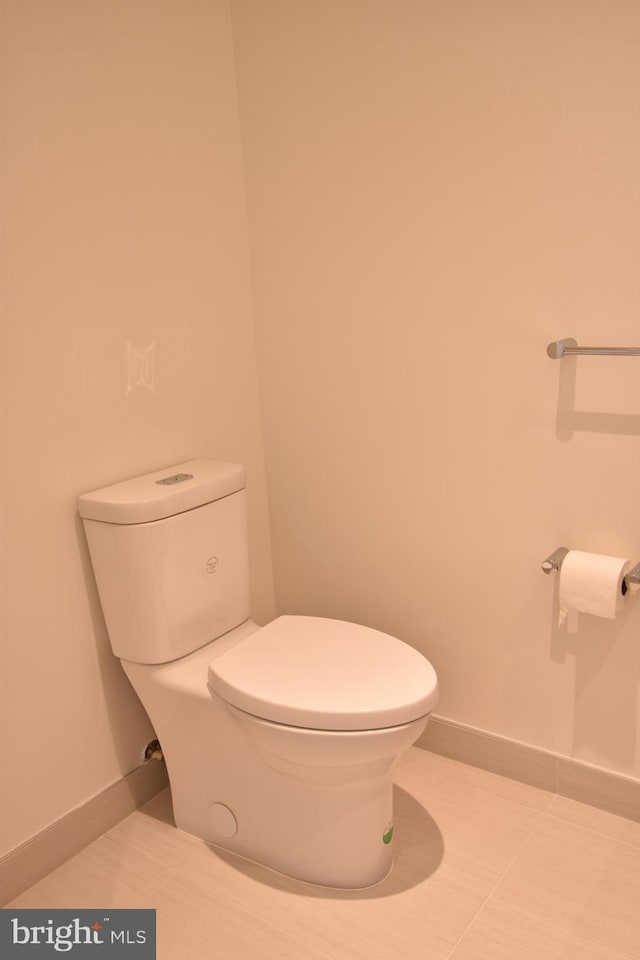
[208,802,238,839]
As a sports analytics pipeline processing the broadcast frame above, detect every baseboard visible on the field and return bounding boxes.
[3,720,637,907]
[417,715,640,823]
[0,760,169,906]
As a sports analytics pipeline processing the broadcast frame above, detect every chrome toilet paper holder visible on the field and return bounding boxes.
[542,547,640,596]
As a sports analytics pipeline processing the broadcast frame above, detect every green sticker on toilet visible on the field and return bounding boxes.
[382,823,394,844]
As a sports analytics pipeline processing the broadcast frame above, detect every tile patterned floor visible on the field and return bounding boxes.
[8,747,640,959]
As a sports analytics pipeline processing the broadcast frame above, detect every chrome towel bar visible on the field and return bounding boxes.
[542,547,640,595]
[547,338,640,358]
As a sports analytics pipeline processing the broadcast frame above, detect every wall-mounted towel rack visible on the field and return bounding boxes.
[542,547,640,595]
[547,338,640,358]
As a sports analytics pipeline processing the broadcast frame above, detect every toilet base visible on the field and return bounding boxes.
[192,806,394,889]
[199,764,396,889]
[122,636,429,889]
[168,704,427,888]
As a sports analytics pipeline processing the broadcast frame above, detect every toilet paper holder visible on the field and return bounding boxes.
[542,547,640,596]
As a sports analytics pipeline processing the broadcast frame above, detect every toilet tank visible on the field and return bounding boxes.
[78,460,250,664]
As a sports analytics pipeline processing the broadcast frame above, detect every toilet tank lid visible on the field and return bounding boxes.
[78,459,245,524]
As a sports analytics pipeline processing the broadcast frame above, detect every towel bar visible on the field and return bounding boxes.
[547,338,640,358]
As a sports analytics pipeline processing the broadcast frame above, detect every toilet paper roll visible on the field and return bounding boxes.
[559,551,630,625]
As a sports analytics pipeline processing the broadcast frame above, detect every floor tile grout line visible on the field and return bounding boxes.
[485,892,640,960]
[132,868,185,910]
[166,864,339,960]
[486,800,640,960]
[435,776,555,815]
[543,806,640,851]
[136,894,336,960]
[408,748,640,824]
[442,801,551,959]
[395,778,555,820]
[398,755,557,815]
[102,814,207,876]
[110,841,200,879]
[403,750,639,836]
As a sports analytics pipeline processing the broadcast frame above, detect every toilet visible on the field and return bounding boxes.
[79,460,439,888]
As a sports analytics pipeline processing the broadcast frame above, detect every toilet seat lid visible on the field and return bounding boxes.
[207,616,439,731]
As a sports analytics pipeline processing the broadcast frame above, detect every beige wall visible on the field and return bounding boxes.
[0,0,275,856]
[2,0,639,861]
[231,1,640,777]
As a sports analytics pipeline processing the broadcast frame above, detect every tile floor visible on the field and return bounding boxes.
[8,747,640,959]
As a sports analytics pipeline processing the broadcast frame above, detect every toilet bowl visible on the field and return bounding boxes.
[79,460,439,888]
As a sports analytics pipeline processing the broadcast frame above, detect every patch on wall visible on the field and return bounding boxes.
[127,340,155,394]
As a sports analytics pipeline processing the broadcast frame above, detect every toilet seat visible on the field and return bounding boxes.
[207,615,439,731]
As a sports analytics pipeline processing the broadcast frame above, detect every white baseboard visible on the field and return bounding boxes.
[418,715,640,823]
[0,760,168,906]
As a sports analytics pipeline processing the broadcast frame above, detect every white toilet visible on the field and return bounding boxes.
[79,460,439,888]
